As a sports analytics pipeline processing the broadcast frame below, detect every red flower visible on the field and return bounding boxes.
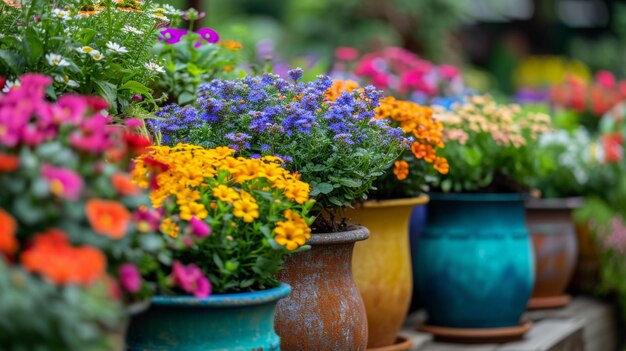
[0,152,19,172]
[86,199,131,239]
[602,132,624,163]
[0,209,17,256]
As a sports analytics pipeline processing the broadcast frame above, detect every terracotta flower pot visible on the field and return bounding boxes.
[346,195,429,349]
[526,197,580,309]
[275,226,369,351]
[569,220,600,294]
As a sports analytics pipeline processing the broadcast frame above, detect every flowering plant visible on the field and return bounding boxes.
[531,128,606,198]
[152,10,245,105]
[326,80,448,199]
[432,95,552,193]
[331,46,468,106]
[0,0,178,113]
[148,70,407,231]
[132,144,314,293]
[0,74,166,349]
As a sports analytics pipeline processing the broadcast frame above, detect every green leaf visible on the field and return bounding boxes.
[94,80,117,110]
[314,182,334,195]
[24,27,44,65]
[118,80,152,96]
[213,253,224,270]
[0,49,21,73]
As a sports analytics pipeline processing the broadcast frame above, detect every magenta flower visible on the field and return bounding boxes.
[439,64,460,80]
[335,47,359,61]
[596,70,616,89]
[172,261,212,298]
[41,164,84,200]
[118,263,142,293]
[196,27,219,44]
[69,114,113,153]
[159,28,188,45]
[189,216,211,238]
[133,207,161,233]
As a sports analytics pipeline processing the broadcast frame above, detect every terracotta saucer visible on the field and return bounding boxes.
[367,335,413,351]
[527,294,571,310]
[417,321,532,344]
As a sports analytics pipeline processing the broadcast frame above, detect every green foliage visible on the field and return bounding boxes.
[0,0,173,114]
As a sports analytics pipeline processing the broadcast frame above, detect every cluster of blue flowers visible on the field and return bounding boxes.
[150,69,408,154]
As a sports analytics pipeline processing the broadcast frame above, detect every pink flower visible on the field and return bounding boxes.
[41,164,84,200]
[118,263,142,293]
[195,27,220,48]
[439,64,460,80]
[172,261,212,298]
[603,217,626,253]
[70,114,113,153]
[133,207,161,233]
[335,47,359,61]
[596,70,616,89]
[189,216,211,238]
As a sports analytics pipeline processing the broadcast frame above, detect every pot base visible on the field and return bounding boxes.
[417,321,532,344]
[527,294,571,310]
[366,335,413,351]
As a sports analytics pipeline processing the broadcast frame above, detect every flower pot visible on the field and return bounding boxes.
[569,220,600,294]
[526,197,580,309]
[346,195,428,349]
[125,283,291,351]
[409,202,428,312]
[416,193,534,336]
[275,226,369,351]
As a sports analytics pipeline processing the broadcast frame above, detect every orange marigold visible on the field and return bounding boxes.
[325,80,360,101]
[393,161,409,180]
[411,142,436,163]
[434,157,450,174]
[0,152,19,172]
[0,208,17,256]
[86,199,131,239]
[21,229,106,285]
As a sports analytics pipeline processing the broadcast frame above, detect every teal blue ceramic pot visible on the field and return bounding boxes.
[415,193,534,328]
[126,283,291,351]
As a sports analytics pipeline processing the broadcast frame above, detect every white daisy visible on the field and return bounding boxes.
[106,41,128,54]
[123,25,144,35]
[154,4,182,15]
[2,80,20,93]
[89,50,104,61]
[144,62,165,74]
[55,75,79,88]
[52,8,71,20]
[76,46,95,54]
[45,53,70,67]
[151,13,169,22]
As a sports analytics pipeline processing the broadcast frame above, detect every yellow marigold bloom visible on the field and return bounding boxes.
[283,181,310,204]
[325,80,361,101]
[160,218,179,238]
[180,202,209,221]
[274,211,311,251]
[212,185,239,203]
[176,188,201,206]
[233,199,259,223]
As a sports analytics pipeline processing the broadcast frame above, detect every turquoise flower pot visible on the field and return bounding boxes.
[126,283,291,351]
[415,193,534,328]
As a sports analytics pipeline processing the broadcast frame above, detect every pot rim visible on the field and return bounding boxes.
[428,192,527,202]
[308,225,369,245]
[357,194,429,209]
[150,282,291,307]
[525,196,584,210]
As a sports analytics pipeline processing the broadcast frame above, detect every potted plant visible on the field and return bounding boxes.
[127,143,315,350]
[526,127,605,308]
[147,69,407,350]
[415,95,552,342]
[327,81,448,349]
[0,74,163,350]
[0,0,175,114]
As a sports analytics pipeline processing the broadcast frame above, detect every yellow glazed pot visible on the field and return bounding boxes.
[346,195,429,350]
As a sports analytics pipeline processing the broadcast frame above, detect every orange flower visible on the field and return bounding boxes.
[0,209,17,256]
[411,142,436,163]
[434,157,450,174]
[0,152,19,172]
[21,229,106,285]
[393,161,409,180]
[86,199,131,239]
[219,40,243,51]
[112,173,141,196]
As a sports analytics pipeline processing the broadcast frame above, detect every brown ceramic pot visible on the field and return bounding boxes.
[345,196,428,349]
[275,226,370,351]
[569,220,600,294]
[526,197,580,309]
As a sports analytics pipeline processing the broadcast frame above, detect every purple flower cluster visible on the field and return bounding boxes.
[150,69,406,153]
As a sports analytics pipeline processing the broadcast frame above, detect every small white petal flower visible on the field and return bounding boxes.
[45,53,70,67]
[89,50,104,61]
[123,25,144,35]
[106,41,128,54]
[0,34,5,39]
[52,8,72,20]
[55,75,79,88]
[144,62,165,73]
[154,4,182,15]
[2,80,20,93]
[77,46,95,54]
[151,13,169,22]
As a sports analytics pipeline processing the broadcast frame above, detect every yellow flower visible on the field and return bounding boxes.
[176,188,201,206]
[233,198,259,223]
[180,202,209,221]
[219,40,243,51]
[274,215,310,251]
[160,218,179,238]
[212,185,239,202]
